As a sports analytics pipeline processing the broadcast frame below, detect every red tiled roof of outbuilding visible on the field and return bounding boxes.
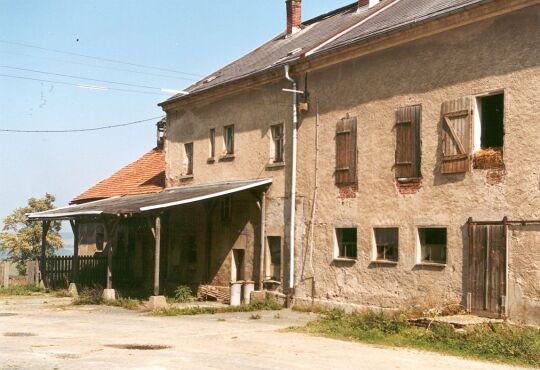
[70,147,165,204]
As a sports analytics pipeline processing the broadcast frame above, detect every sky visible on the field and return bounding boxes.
[0,0,351,250]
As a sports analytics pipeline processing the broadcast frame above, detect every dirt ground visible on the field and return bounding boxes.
[0,296,525,370]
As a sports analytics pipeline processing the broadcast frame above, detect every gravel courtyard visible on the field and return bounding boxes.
[0,296,525,370]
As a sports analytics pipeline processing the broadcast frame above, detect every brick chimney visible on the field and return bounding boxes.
[286,0,302,35]
[359,0,380,9]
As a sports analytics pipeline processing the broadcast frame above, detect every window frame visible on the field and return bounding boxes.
[473,90,505,153]
[416,226,448,266]
[333,227,358,261]
[208,128,216,161]
[223,125,235,156]
[372,227,399,263]
[270,123,284,163]
[183,142,194,176]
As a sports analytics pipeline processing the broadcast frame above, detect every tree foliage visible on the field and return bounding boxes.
[0,193,63,273]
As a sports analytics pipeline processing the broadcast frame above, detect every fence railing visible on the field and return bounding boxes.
[43,255,107,289]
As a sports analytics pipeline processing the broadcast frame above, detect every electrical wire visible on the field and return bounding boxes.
[0,39,203,77]
[0,74,170,96]
[0,49,199,81]
[0,116,164,133]
[1,65,170,91]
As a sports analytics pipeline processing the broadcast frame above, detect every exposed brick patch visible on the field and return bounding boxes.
[396,179,422,195]
[486,168,506,185]
[338,184,358,199]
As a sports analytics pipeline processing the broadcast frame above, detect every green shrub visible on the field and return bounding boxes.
[173,285,193,303]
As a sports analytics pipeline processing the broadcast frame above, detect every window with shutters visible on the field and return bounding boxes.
[395,105,422,180]
[335,117,357,185]
[441,97,472,174]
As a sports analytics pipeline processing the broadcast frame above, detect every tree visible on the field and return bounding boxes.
[0,193,63,273]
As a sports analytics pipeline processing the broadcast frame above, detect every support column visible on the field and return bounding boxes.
[149,215,167,309]
[68,220,79,296]
[40,220,50,288]
[103,219,118,300]
[259,191,266,290]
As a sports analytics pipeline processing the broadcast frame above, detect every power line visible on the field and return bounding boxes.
[0,74,170,96]
[0,50,199,82]
[0,39,203,77]
[0,116,164,133]
[1,65,171,91]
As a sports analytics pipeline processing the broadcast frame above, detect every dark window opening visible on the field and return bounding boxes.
[209,128,216,159]
[419,228,447,264]
[233,249,244,281]
[224,125,234,155]
[267,236,281,280]
[479,93,504,148]
[95,225,105,251]
[271,124,284,163]
[374,228,398,262]
[184,142,193,176]
[336,228,357,259]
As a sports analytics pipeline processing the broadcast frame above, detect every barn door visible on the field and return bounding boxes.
[468,221,507,318]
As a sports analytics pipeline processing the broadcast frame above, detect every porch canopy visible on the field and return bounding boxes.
[28,178,272,220]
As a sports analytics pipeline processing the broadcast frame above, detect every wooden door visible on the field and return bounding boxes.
[468,223,507,317]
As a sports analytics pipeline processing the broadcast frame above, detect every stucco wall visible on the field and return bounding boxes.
[294,7,539,321]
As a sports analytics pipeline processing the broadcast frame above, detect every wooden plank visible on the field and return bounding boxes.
[441,97,471,174]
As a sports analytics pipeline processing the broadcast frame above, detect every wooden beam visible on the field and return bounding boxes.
[40,220,50,286]
[153,216,161,296]
[69,220,79,284]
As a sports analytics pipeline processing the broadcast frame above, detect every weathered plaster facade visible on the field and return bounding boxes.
[161,5,539,324]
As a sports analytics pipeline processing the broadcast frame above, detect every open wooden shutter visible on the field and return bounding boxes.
[395,105,421,179]
[335,117,357,185]
[441,97,472,173]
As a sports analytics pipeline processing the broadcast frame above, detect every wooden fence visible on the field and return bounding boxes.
[43,255,107,289]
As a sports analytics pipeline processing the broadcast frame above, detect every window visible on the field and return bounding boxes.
[335,117,357,185]
[267,236,281,280]
[374,228,398,262]
[395,105,421,180]
[418,228,447,264]
[473,93,504,169]
[95,225,105,251]
[224,125,234,155]
[335,228,357,259]
[209,128,216,159]
[184,142,193,176]
[220,195,232,223]
[271,124,284,163]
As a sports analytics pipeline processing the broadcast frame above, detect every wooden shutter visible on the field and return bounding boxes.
[335,117,357,185]
[395,105,421,179]
[441,97,472,173]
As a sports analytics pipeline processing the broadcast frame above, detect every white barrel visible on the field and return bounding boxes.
[229,281,243,306]
[242,281,255,304]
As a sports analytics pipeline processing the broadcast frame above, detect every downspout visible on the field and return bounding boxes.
[284,64,297,291]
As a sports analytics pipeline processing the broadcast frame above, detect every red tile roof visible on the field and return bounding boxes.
[71,147,165,204]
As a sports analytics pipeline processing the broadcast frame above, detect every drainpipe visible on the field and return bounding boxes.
[284,65,297,291]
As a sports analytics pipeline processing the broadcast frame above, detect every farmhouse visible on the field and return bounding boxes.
[29,0,540,324]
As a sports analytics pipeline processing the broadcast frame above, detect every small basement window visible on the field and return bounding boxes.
[418,228,447,264]
[374,228,398,262]
[335,228,357,259]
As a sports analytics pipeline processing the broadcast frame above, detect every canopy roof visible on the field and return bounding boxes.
[28,178,272,221]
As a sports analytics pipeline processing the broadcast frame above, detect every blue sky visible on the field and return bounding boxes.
[0,0,350,245]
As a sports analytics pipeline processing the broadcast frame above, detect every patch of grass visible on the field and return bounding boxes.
[52,290,72,298]
[0,284,47,296]
[250,314,262,320]
[72,287,102,305]
[151,299,283,316]
[290,309,540,368]
[103,298,141,310]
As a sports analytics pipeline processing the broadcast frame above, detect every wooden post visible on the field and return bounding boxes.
[153,216,161,296]
[204,201,216,283]
[70,220,79,284]
[259,191,266,290]
[104,219,119,290]
[40,220,50,286]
